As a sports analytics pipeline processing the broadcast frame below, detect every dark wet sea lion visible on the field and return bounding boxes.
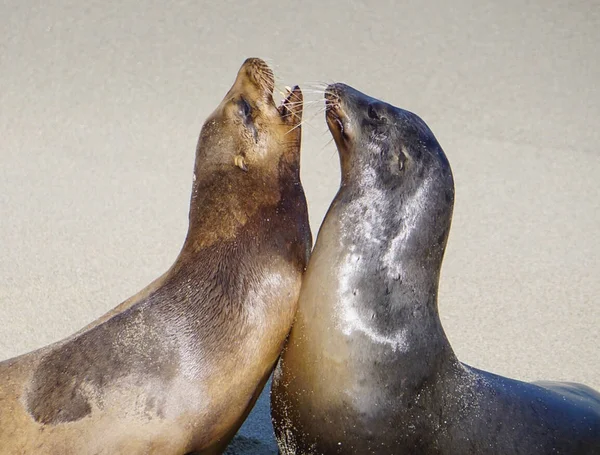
[0,58,311,454]
[271,82,600,454]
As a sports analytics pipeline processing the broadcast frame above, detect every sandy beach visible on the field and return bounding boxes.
[1,1,598,452]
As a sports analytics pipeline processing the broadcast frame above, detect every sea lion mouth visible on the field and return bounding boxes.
[242,58,303,127]
[278,85,303,127]
[325,89,348,141]
[232,58,303,132]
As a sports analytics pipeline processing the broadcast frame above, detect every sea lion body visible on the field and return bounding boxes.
[271,83,600,454]
[0,58,311,454]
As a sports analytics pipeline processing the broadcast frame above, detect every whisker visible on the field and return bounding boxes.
[299,109,327,127]
[320,136,336,153]
[304,81,333,88]
[283,100,322,108]
[282,108,326,133]
[299,89,327,96]
[285,120,308,135]
[307,106,328,121]
[259,57,279,70]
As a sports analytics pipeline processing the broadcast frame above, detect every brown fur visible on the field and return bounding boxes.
[0,58,311,454]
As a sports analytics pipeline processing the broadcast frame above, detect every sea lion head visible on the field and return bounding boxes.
[324,82,454,270]
[186,58,306,249]
[194,58,303,179]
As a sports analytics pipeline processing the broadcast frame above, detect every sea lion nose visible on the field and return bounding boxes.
[325,83,344,99]
[238,57,275,94]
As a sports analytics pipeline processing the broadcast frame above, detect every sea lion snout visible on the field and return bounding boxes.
[325,84,351,144]
[228,59,303,128]
[325,82,369,112]
[326,83,392,127]
[196,59,303,177]
[235,57,275,99]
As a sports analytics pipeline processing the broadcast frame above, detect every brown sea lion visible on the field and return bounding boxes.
[271,82,600,454]
[0,58,311,455]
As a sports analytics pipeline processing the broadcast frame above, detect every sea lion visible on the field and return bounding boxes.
[271,83,600,454]
[0,58,311,455]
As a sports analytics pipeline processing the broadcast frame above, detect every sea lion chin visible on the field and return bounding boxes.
[271,82,600,455]
[0,58,311,455]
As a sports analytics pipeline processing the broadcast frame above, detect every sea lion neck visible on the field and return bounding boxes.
[180,166,284,253]
[330,180,456,364]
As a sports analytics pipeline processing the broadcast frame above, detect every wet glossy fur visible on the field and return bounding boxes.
[271,83,600,455]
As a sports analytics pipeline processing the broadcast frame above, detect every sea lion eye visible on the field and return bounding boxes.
[239,98,252,118]
[367,104,379,120]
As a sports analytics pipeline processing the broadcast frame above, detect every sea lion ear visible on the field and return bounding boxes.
[234,155,248,172]
[398,150,407,171]
[389,148,407,175]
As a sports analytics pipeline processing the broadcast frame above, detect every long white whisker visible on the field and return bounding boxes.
[282,101,322,108]
[320,136,336,153]
[304,81,332,88]
[306,107,327,123]
[285,120,308,135]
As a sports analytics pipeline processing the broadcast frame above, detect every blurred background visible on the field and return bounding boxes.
[1,1,598,452]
